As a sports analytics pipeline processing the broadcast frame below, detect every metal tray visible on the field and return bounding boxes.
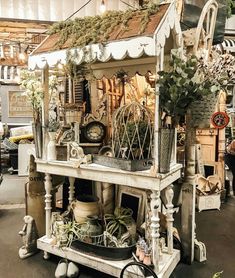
[71,239,136,261]
[92,155,153,171]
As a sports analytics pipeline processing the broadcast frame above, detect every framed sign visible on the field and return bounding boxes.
[116,185,147,230]
[211,111,229,129]
[8,91,33,117]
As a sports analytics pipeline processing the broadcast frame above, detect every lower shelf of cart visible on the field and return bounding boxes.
[37,236,180,278]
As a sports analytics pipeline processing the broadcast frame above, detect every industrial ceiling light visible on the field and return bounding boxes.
[100,0,106,14]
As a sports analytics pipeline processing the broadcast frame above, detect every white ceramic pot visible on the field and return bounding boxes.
[47,132,57,160]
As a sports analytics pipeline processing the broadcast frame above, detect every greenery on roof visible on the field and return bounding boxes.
[49,3,160,49]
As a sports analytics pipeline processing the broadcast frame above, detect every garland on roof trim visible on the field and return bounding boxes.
[49,3,160,49]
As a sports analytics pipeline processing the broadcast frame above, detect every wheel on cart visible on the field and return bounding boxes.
[120,261,158,278]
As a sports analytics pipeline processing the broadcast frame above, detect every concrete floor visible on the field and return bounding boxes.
[0,174,235,278]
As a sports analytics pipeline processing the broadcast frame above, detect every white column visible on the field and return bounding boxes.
[42,65,49,160]
[150,190,160,272]
[9,45,14,58]
[152,49,163,175]
[25,0,38,20]
[50,0,63,21]
[68,177,75,204]
[38,0,50,20]
[10,66,14,80]
[165,184,174,254]
[74,0,85,18]
[1,0,14,17]
[44,173,52,238]
[85,0,96,16]
[3,66,8,80]
[16,0,26,18]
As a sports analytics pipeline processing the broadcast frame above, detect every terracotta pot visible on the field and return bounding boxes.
[71,195,100,223]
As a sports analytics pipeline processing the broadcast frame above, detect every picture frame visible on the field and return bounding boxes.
[116,185,147,229]
[8,90,33,118]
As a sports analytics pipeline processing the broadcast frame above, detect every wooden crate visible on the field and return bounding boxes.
[196,194,221,212]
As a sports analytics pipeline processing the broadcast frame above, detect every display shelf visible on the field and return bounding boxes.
[37,236,180,278]
[36,159,182,192]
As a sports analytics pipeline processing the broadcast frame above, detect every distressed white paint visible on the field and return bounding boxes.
[44,173,52,238]
[68,176,75,204]
[37,236,180,277]
[165,185,174,254]
[29,2,182,70]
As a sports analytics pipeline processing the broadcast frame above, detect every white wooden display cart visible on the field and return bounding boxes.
[29,2,183,277]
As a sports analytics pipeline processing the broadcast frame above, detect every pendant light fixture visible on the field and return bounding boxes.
[100,0,106,14]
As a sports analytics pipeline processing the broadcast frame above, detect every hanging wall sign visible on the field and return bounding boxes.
[211,111,229,129]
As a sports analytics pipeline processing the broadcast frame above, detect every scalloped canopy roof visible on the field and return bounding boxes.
[29,2,182,70]
[33,4,169,55]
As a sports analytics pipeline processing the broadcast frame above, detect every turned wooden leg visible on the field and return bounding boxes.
[45,173,52,239]
[68,177,75,204]
[150,190,160,272]
[165,184,174,254]
[43,251,50,260]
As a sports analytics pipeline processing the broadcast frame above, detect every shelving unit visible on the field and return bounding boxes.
[36,160,182,277]
[29,2,184,277]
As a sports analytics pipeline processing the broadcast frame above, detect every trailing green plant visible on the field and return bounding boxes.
[49,4,160,50]
[104,207,133,239]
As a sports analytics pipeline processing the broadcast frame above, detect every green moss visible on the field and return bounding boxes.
[49,4,160,49]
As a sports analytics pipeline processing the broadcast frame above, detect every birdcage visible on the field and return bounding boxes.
[112,101,154,161]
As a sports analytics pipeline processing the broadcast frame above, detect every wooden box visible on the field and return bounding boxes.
[196,194,221,212]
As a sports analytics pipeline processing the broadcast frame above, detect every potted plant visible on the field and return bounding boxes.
[157,51,219,172]
[104,207,135,244]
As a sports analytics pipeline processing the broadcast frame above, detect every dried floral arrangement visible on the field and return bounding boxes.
[20,70,59,122]
[198,50,235,92]
[49,3,160,49]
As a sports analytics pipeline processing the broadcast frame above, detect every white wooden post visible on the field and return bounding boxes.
[68,176,75,204]
[44,172,52,260]
[165,184,174,254]
[181,114,196,263]
[42,64,49,160]
[153,48,164,175]
[150,190,160,272]
[45,173,52,238]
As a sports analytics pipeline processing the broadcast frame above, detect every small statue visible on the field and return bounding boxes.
[18,215,39,259]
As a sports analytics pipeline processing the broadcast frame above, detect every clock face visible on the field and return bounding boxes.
[84,121,106,143]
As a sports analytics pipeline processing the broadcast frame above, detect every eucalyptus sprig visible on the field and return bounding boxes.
[158,52,220,127]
